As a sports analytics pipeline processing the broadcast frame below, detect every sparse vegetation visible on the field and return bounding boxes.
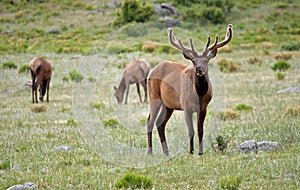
[0,0,299,189]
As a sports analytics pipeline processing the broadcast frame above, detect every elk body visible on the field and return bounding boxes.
[147,24,233,155]
[114,59,151,104]
[29,57,52,103]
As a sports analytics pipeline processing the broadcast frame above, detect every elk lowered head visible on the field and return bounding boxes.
[168,24,233,77]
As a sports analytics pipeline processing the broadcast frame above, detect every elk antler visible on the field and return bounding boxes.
[203,24,233,56]
[168,28,198,60]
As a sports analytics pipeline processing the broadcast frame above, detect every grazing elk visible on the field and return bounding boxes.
[29,57,52,103]
[147,24,233,155]
[114,59,151,104]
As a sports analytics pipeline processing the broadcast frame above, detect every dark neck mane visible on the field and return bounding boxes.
[195,75,209,97]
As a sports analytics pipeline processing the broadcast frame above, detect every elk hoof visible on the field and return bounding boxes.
[198,152,203,156]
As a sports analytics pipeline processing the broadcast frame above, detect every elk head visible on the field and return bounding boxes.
[168,24,233,78]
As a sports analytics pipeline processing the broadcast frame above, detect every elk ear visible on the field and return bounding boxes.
[208,49,218,60]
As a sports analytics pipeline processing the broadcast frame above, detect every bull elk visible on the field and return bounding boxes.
[114,59,151,104]
[147,24,233,155]
[29,57,52,103]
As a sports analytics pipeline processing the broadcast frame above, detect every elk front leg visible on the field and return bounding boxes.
[46,78,50,102]
[184,110,195,154]
[197,110,207,155]
[141,79,148,103]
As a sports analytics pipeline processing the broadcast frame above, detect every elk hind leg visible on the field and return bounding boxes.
[141,79,148,103]
[147,99,162,155]
[156,105,173,156]
[136,83,142,103]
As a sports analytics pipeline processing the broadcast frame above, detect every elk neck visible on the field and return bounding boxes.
[194,73,209,97]
[117,78,126,94]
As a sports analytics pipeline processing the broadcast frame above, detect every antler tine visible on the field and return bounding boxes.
[168,28,198,58]
[208,35,219,51]
[214,24,233,50]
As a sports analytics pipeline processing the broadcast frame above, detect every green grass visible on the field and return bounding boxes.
[1,0,300,189]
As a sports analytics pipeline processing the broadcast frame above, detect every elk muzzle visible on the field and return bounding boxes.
[196,66,205,77]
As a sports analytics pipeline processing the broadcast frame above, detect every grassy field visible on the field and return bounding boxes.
[1,0,300,189]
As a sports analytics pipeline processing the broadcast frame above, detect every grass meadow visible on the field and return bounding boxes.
[1,0,300,189]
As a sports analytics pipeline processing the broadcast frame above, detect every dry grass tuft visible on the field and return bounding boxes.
[30,104,47,113]
[275,52,293,60]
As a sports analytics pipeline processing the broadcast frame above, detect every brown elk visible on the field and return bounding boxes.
[29,57,52,103]
[114,59,151,104]
[147,24,233,155]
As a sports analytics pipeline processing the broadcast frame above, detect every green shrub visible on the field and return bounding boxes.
[280,42,300,51]
[213,135,230,153]
[115,173,153,189]
[220,176,242,190]
[201,6,226,24]
[66,119,77,126]
[2,62,17,69]
[62,76,69,82]
[271,61,291,71]
[276,72,286,80]
[112,0,154,27]
[69,70,84,82]
[103,118,120,128]
[0,159,10,170]
[90,102,105,109]
[235,104,252,111]
[18,64,31,73]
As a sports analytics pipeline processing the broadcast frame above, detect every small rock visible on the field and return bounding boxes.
[239,140,280,153]
[23,182,38,189]
[159,16,179,27]
[6,184,24,190]
[239,139,257,153]
[55,145,71,151]
[277,86,300,93]
[257,141,280,151]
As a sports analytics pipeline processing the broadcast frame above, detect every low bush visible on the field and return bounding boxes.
[271,61,291,71]
[276,72,286,80]
[220,176,242,190]
[90,102,105,109]
[2,62,17,69]
[235,104,252,111]
[217,59,241,72]
[212,134,230,153]
[31,104,47,113]
[18,64,31,73]
[275,52,292,60]
[103,118,120,128]
[112,0,154,27]
[69,70,84,82]
[248,56,262,66]
[280,42,300,51]
[115,173,153,189]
